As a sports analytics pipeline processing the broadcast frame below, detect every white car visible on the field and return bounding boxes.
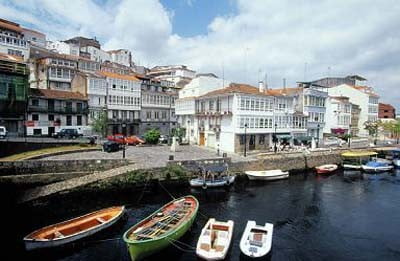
[323,137,346,147]
[0,126,7,139]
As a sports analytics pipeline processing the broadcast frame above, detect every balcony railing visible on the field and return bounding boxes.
[28,105,89,114]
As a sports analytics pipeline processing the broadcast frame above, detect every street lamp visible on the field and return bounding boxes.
[244,124,248,157]
[317,123,320,148]
[274,123,278,153]
[122,123,126,159]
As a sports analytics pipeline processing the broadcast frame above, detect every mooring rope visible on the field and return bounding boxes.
[166,237,196,253]
[158,180,176,200]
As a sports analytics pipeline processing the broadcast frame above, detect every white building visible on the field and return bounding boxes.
[328,84,379,136]
[107,49,132,67]
[22,28,46,48]
[98,71,141,135]
[176,82,308,154]
[0,19,29,60]
[323,96,352,135]
[46,40,80,56]
[148,65,196,88]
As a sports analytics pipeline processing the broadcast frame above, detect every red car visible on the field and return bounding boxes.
[107,134,145,145]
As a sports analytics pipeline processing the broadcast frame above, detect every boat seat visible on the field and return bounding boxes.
[54,231,65,238]
[96,217,106,223]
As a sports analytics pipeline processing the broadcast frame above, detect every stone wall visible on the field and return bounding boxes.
[0,159,130,175]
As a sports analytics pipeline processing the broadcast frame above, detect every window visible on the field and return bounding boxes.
[48,114,54,121]
[32,114,39,121]
[239,135,245,145]
[32,99,39,106]
[66,116,72,126]
[77,115,82,125]
[146,111,152,119]
[77,103,82,112]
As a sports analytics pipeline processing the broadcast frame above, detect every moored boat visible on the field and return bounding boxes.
[315,164,338,174]
[190,164,235,189]
[196,218,234,260]
[123,196,198,261]
[341,151,377,170]
[240,220,273,258]
[24,206,125,250]
[362,160,393,173]
[245,170,289,181]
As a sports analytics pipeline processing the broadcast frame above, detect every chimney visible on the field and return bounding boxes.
[258,81,265,93]
[283,78,286,89]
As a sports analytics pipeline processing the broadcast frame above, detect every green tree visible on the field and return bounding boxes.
[171,127,186,142]
[144,128,161,144]
[90,111,108,137]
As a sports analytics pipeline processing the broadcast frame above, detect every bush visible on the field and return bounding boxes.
[144,129,161,144]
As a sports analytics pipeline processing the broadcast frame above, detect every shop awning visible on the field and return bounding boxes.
[295,136,313,141]
[276,134,292,139]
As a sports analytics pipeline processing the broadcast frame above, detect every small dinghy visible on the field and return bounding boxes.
[315,164,338,174]
[196,218,234,260]
[190,164,235,189]
[245,170,289,181]
[240,221,273,258]
[24,206,125,250]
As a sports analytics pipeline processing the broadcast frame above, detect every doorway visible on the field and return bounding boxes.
[249,135,256,150]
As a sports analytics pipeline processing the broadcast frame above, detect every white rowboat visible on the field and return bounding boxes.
[245,170,289,181]
[189,175,236,188]
[196,218,234,260]
[240,220,273,258]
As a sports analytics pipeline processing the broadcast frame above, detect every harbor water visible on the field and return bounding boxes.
[8,169,400,261]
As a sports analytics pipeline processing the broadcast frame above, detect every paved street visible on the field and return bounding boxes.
[41,145,247,168]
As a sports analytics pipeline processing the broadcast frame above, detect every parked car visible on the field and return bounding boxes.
[0,126,7,139]
[53,128,81,139]
[159,135,169,144]
[102,141,120,152]
[323,137,346,147]
[107,134,144,145]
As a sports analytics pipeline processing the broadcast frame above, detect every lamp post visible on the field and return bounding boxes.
[122,123,126,159]
[274,123,277,153]
[317,123,320,148]
[244,124,248,157]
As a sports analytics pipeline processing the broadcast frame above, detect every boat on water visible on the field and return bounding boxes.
[190,164,235,189]
[123,196,198,261]
[24,206,125,250]
[240,220,273,258]
[315,164,338,174]
[196,218,234,260]
[245,170,289,181]
[341,151,377,170]
[362,160,393,173]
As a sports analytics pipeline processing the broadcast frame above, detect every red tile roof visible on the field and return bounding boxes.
[0,19,22,33]
[0,52,24,63]
[98,71,140,81]
[199,83,301,98]
[29,88,87,100]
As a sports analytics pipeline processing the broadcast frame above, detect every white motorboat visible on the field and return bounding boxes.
[393,159,400,168]
[245,170,289,181]
[196,218,234,260]
[189,175,236,189]
[362,160,393,173]
[240,220,273,258]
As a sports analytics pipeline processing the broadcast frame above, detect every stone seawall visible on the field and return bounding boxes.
[0,159,130,175]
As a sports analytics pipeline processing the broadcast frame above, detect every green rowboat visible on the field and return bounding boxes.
[123,195,199,261]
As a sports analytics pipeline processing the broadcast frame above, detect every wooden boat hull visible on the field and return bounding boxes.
[240,220,273,258]
[123,196,198,261]
[24,206,125,250]
[316,164,338,174]
[245,170,289,181]
[190,176,236,188]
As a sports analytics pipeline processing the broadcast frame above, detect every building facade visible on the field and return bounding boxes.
[148,65,196,88]
[0,54,28,136]
[177,83,308,154]
[99,71,141,135]
[137,75,178,136]
[327,84,379,137]
[350,103,361,136]
[323,96,352,135]
[378,103,396,119]
[26,88,88,136]
[107,49,132,67]
[0,19,29,60]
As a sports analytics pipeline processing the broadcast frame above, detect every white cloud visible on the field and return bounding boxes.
[1,0,399,108]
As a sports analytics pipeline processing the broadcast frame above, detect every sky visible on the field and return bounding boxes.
[1,0,399,109]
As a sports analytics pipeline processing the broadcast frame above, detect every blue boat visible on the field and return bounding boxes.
[362,160,393,173]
